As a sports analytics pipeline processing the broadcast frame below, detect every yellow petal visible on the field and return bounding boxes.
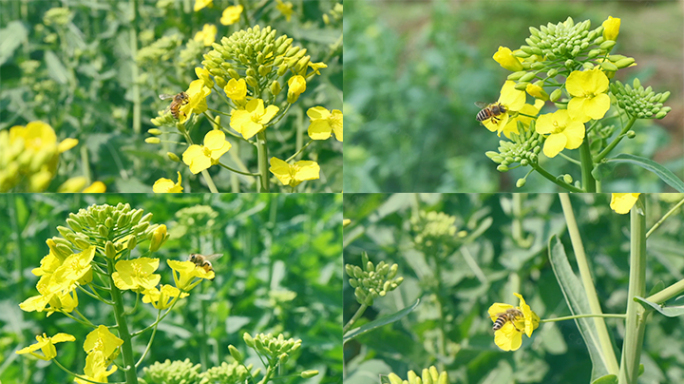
[567,97,590,122]
[543,133,567,158]
[565,71,588,97]
[307,106,331,120]
[583,93,611,120]
[488,303,514,322]
[534,113,556,135]
[610,193,640,214]
[602,16,621,41]
[293,161,320,182]
[82,181,106,193]
[563,120,586,150]
[269,157,293,186]
[57,138,78,153]
[204,130,226,150]
[493,46,524,72]
[494,323,523,351]
[308,120,332,140]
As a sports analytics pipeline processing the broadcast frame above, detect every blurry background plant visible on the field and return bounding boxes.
[0,193,342,383]
[343,193,684,384]
[344,1,683,193]
[0,0,342,192]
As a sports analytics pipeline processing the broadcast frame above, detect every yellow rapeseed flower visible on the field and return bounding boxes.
[16,333,75,361]
[50,246,96,294]
[195,67,214,88]
[275,0,294,22]
[220,5,243,25]
[194,0,212,12]
[525,83,549,101]
[610,193,640,214]
[269,157,320,187]
[74,351,117,384]
[566,68,611,122]
[83,325,123,359]
[224,78,247,102]
[179,79,212,123]
[142,284,188,310]
[535,109,585,158]
[112,257,162,292]
[501,99,544,139]
[167,260,215,291]
[307,106,342,141]
[153,172,183,193]
[488,293,539,351]
[149,224,168,252]
[230,99,279,139]
[82,181,106,193]
[194,24,217,46]
[288,75,306,96]
[602,16,621,41]
[182,130,232,174]
[493,46,523,72]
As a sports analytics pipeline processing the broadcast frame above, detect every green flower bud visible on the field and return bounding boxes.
[497,164,509,172]
[243,332,255,348]
[519,72,537,82]
[229,345,243,362]
[167,152,180,162]
[105,241,117,259]
[245,76,258,88]
[587,49,601,58]
[514,82,529,91]
[546,68,558,78]
[278,353,288,364]
[614,58,635,69]
[148,128,162,135]
[227,68,240,79]
[127,235,137,250]
[301,370,319,379]
[563,174,573,184]
[600,61,618,72]
[658,91,670,103]
[258,65,271,77]
[277,64,288,77]
[98,225,109,237]
[507,71,527,81]
[516,178,526,188]
[145,137,161,144]
[599,40,616,50]
[270,81,282,96]
[549,88,563,102]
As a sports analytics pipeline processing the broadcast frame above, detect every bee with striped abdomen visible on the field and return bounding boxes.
[492,308,523,332]
[160,92,190,120]
[188,253,222,273]
[475,102,507,124]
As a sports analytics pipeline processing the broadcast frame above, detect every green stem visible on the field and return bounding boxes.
[256,131,270,192]
[646,197,684,238]
[531,163,585,192]
[81,145,92,184]
[129,0,141,134]
[646,279,684,304]
[618,196,648,384]
[200,169,219,193]
[135,310,160,367]
[218,162,260,176]
[579,136,596,192]
[559,194,620,375]
[594,115,638,163]
[107,258,139,384]
[53,359,124,384]
[343,304,368,334]
[285,140,313,162]
[540,313,626,323]
[559,152,581,166]
[131,297,180,337]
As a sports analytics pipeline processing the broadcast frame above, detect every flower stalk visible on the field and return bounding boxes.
[107,257,139,384]
[579,137,596,192]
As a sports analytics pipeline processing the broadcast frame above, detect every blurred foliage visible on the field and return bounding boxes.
[344,0,683,193]
[0,193,342,384]
[343,193,684,384]
[0,0,342,192]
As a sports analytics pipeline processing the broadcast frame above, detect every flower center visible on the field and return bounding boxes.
[551,121,564,134]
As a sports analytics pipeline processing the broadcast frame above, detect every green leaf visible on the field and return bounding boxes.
[607,154,684,192]
[634,296,684,317]
[548,236,611,381]
[591,374,617,384]
[0,21,27,66]
[343,298,420,344]
[44,50,70,85]
[380,375,391,384]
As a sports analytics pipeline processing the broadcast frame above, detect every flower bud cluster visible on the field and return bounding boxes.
[486,122,543,171]
[173,205,218,237]
[243,332,301,363]
[610,78,672,119]
[345,252,403,306]
[410,210,458,247]
[200,361,255,384]
[137,34,183,65]
[43,7,72,27]
[387,366,449,384]
[140,358,202,384]
[48,203,163,259]
[0,121,77,192]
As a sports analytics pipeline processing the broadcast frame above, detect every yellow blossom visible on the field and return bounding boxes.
[275,0,294,22]
[526,83,548,101]
[153,172,183,193]
[602,16,621,41]
[142,284,188,310]
[610,193,640,214]
[16,333,75,361]
[74,351,117,384]
[167,260,215,291]
[488,293,539,351]
[308,62,327,76]
[112,257,161,292]
[83,325,123,359]
[307,106,342,141]
[535,109,585,158]
[220,5,243,25]
[288,75,306,96]
[182,130,232,174]
[149,224,168,252]
[193,24,217,46]
[193,0,212,12]
[230,99,279,139]
[195,67,214,88]
[493,46,523,72]
[224,78,247,102]
[566,68,611,122]
[50,246,96,294]
[179,79,212,123]
[269,157,320,188]
[82,181,106,193]
[482,80,526,135]
[501,99,544,139]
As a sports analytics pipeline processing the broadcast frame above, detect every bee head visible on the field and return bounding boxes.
[189,254,198,262]
[179,92,189,101]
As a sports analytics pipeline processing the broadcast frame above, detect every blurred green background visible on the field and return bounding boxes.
[0,0,342,192]
[0,193,342,384]
[344,0,683,193]
[343,193,684,384]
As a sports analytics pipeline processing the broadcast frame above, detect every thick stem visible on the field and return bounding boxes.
[343,304,368,334]
[200,170,219,193]
[107,258,139,384]
[256,131,270,192]
[618,196,648,384]
[647,279,684,304]
[532,163,584,192]
[129,0,141,134]
[579,137,596,192]
[559,194,620,375]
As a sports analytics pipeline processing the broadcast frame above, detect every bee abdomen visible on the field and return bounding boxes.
[492,315,506,331]
[476,109,492,122]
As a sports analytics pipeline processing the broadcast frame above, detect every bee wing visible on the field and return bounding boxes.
[159,93,176,100]
[474,101,489,108]
[203,253,223,261]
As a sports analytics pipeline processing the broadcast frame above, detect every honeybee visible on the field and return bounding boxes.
[475,102,507,124]
[159,92,189,120]
[492,308,523,332]
[188,253,222,273]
